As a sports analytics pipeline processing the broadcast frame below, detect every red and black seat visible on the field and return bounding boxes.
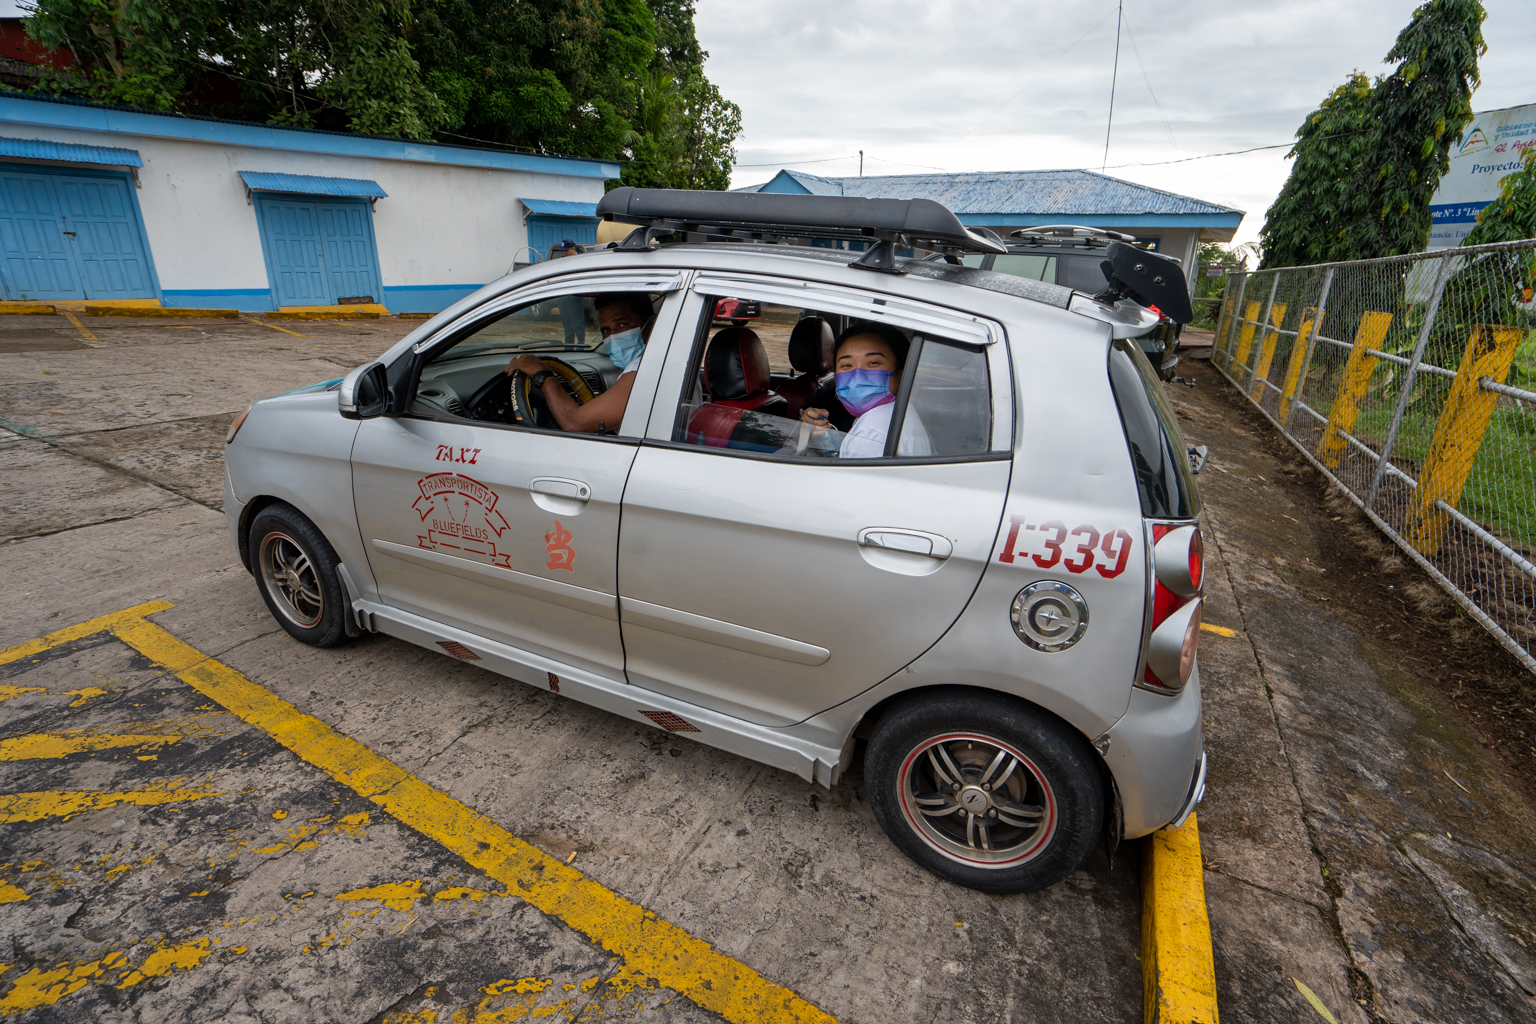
[686,327,790,449]
[776,316,835,419]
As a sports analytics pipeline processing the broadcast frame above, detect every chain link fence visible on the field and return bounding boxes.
[1210,239,1536,675]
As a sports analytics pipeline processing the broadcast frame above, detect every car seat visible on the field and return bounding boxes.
[686,327,790,449]
[776,316,836,419]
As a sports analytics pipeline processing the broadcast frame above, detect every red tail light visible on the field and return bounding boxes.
[1143,525,1204,693]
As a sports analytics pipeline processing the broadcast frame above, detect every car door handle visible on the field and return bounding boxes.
[857,528,953,559]
[530,477,590,500]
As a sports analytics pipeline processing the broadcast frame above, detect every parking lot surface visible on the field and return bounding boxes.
[1,313,1533,1023]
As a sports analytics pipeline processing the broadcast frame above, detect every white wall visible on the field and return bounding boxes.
[0,123,606,306]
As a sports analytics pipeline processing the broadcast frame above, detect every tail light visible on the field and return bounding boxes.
[1142,524,1204,693]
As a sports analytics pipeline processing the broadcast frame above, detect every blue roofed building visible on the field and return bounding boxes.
[736,168,1244,291]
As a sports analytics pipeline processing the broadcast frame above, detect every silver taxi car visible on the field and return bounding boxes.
[223,189,1207,893]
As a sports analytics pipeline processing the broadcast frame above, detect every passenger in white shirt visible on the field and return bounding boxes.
[798,321,931,458]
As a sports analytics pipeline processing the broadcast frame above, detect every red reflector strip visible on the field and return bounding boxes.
[639,710,700,733]
[547,672,560,694]
[436,640,481,661]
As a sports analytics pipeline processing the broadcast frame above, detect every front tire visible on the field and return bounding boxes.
[866,691,1103,893]
[249,503,350,648]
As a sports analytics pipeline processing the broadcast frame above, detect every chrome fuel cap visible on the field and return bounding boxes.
[1010,581,1089,652]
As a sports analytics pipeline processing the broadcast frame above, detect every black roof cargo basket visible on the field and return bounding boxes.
[596,186,1007,274]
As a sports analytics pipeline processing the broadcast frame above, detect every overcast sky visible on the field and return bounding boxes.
[696,0,1536,248]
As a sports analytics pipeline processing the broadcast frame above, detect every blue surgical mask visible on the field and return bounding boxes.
[835,368,895,416]
[605,327,645,368]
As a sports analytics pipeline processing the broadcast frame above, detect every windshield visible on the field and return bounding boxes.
[435,302,608,361]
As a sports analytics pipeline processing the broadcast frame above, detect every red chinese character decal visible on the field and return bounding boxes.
[545,521,576,571]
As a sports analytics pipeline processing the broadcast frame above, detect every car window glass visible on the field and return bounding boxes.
[671,295,994,461]
[1107,338,1199,518]
[412,291,658,435]
[1061,254,1109,292]
[960,253,986,268]
[991,254,1055,281]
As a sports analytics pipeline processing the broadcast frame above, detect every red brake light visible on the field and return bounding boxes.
[1143,524,1204,693]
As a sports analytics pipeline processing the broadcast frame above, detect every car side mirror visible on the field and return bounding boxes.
[339,363,389,420]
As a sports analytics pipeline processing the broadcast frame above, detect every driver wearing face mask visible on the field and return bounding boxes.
[505,292,655,434]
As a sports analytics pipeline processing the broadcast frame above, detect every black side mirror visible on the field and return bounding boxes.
[339,363,390,420]
[1093,242,1194,324]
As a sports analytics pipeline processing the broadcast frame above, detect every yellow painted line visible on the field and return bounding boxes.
[61,311,98,342]
[1142,813,1219,1024]
[239,314,306,338]
[0,603,839,1024]
[0,882,27,904]
[0,731,184,760]
[1200,622,1238,638]
[0,780,226,824]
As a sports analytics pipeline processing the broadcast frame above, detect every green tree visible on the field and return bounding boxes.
[1258,73,1377,269]
[1329,0,1486,260]
[20,0,740,180]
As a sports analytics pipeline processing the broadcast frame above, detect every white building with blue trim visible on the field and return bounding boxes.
[737,169,1244,290]
[0,93,617,311]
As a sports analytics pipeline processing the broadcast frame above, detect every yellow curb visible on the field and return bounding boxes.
[46,299,161,312]
[1143,813,1219,1023]
[0,303,56,315]
[277,303,389,315]
[268,310,381,320]
[85,305,238,319]
[396,312,436,319]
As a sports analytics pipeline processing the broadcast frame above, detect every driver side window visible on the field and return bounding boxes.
[412,290,656,436]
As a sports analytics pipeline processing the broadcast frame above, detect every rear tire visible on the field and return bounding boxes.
[248,503,350,648]
[866,691,1103,893]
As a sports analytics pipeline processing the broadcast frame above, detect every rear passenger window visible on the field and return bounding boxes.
[670,295,994,461]
[1061,255,1109,292]
[1107,338,1199,518]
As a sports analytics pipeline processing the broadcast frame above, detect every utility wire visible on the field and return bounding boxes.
[1101,0,1123,173]
[1121,13,1177,157]
[1100,130,1371,169]
[961,6,1117,137]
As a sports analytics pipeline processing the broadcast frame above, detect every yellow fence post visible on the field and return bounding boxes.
[1277,306,1319,424]
[1213,293,1236,366]
[1318,311,1393,468]
[1248,302,1289,401]
[1403,324,1526,556]
[1231,301,1262,369]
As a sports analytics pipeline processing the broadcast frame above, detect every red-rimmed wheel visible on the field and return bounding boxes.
[867,692,1102,892]
[249,503,350,648]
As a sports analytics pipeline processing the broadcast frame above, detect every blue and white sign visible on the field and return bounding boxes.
[1428,102,1536,249]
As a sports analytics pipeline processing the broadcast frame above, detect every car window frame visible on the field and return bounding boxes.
[397,269,690,441]
[644,274,1014,465]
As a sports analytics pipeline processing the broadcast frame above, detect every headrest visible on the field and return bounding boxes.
[704,327,770,400]
[788,316,835,374]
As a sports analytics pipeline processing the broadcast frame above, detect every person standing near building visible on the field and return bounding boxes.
[554,239,587,346]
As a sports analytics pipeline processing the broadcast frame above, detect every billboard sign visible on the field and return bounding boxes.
[1427,103,1536,249]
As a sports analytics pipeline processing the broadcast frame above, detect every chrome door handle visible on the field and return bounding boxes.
[857,528,953,559]
[530,477,590,501]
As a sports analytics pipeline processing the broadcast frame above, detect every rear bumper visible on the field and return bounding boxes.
[1101,663,1204,838]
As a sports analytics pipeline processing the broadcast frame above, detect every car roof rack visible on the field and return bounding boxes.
[1009,224,1138,245]
[596,187,1007,275]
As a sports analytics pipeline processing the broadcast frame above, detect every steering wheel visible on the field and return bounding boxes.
[465,356,599,428]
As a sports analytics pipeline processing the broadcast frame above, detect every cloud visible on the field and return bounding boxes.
[698,0,1536,247]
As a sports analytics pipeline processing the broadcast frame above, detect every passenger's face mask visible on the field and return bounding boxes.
[605,327,645,368]
[835,368,895,417]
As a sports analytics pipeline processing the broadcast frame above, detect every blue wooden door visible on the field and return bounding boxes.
[526,215,597,261]
[257,195,331,305]
[317,201,380,303]
[53,174,156,299]
[0,169,84,301]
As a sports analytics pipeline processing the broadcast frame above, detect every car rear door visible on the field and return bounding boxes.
[616,274,1014,727]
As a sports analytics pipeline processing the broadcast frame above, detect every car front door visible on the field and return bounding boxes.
[616,275,1014,727]
[350,271,684,680]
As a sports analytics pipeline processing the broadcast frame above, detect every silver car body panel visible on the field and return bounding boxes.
[224,241,1203,834]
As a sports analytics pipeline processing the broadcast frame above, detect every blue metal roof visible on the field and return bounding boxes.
[239,171,387,198]
[737,168,1243,220]
[520,198,599,218]
[0,135,142,167]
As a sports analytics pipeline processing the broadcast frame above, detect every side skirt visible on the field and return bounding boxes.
[351,598,848,787]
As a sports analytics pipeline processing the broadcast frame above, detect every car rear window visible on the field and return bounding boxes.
[1061,254,1109,292]
[1107,338,1199,519]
